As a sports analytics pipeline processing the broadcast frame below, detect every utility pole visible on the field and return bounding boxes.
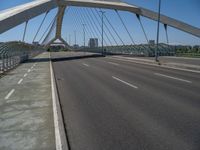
[100,11,105,55]
[156,0,161,62]
[82,24,86,48]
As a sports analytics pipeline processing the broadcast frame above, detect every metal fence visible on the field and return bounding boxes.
[0,41,44,74]
[78,43,175,56]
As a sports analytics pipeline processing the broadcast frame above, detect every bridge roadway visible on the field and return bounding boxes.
[51,52,200,150]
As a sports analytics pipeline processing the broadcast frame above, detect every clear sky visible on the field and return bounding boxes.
[0,0,199,46]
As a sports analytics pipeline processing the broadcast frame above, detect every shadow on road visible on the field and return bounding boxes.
[51,54,104,62]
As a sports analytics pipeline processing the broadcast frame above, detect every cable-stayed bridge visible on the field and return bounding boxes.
[0,1,200,150]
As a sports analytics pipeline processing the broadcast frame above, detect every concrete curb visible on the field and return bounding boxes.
[49,53,69,150]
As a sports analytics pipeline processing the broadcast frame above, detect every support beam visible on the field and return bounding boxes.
[55,6,66,39]
[60,0,200,38]
[0,0,56,34]
[0,0,199,39]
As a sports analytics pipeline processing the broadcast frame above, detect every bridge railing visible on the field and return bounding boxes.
[78,44,175,56]
[0,41,44,75]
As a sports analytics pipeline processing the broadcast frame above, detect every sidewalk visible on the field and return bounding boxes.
[0,52,55,150]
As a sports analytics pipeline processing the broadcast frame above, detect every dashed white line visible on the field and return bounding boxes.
[108,62,119,66]
[24,73,28,77]
[154,73,192,83]
[5,89,15,100]
[83,63,89,67]
[28,69,31,72]
[112,76,138,89]
[17,78,23,84]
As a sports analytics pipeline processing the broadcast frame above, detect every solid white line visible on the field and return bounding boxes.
[154,73,192,83]
[49,53,68,150]
[28,69,31,72]
[24,73,28,77]
[17,78,23,84]
[112,76,138,89]
[5,89,15,100]
[108,62,119,66]
[83,63,89,67]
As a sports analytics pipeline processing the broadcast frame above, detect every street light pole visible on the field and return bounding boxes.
[156,0,161,62]
[82,24,86,48]
[69,34,71,46]
[100,10,105,55]
[74,30,76,46]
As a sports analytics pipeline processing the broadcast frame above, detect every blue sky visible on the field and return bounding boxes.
[0,0,199,46]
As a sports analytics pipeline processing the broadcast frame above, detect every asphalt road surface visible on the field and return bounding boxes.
[51,52,200,150]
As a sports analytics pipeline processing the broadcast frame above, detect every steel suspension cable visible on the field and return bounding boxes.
[72,8,94,41]
[39,13,57,43]
[75,8,100,44]
[97,9,125,46]
[164,24,169,44]
[136,14,149,43]
[115,10,135,45]
[85,8,112,46]
[91,9,118,46]
[78,8,108,46]
[32,11,49,43]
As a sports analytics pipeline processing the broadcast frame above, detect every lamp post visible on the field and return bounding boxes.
[69,34,71,46]
[82,24,86,48]
[156,0,161,62]
[74,30,76,46]
[100,10,105,55]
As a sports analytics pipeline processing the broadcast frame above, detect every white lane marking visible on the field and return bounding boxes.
[83,63,89,67]
[154,73,192,83]
[31,66,34,69]
[112,76,138,89]
[17,78,23,84]
[24,73,28,77]
[108,62,119,66]
[5,89,15,100]
[108,57,200,74]
[28,69,31,72]
[6,99,19,103]
[50,58,67,149]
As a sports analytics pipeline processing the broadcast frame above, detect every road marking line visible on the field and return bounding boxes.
[154,73,192,83]
[50,57,68,149]
[31,66,34,69]
[24,73,28,77]
[108,62,119,66]
[108,57,200,74]
[112,76,138,89]
[5,89,15,100]
[6,99,19,103]
[28,69,31,72]
[17,78,23,84]
[83,63,89,67]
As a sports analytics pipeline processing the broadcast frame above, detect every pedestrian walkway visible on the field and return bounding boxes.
[0,52,55,150]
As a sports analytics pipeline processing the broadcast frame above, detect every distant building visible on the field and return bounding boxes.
[88,38,98,48]
[149,40,155,45]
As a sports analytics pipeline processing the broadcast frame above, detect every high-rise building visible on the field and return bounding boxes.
[88,38,98,48]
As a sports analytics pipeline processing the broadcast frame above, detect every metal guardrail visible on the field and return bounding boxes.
[79,44,175,56]
[0,41,44,74]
